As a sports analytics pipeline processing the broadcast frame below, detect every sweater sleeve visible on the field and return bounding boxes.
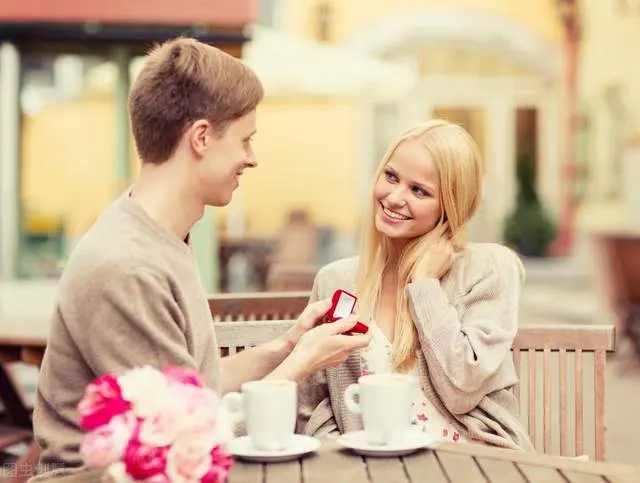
[406,246,521,415]
[296,269,340,436]
[67,267,199,378]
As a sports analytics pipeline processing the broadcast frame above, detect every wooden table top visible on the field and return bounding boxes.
[31,441,640,483]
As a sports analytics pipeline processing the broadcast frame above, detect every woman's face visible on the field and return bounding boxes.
[373,140,442,243]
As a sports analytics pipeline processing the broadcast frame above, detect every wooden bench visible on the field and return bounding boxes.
[214,316,615,461]
[209,291,310,321]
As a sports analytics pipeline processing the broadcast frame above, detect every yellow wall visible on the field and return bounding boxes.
[21,96,361,239]
[281,0,563,44]
[21,98,119,238]
[234,98,361,237]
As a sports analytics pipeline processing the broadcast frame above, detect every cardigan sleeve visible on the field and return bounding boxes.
[296,269,340,436]
[406,245,522,415]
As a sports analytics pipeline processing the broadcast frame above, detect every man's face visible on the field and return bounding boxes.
[194,110,258,207]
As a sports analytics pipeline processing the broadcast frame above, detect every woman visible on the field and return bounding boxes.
[297,119,534,451]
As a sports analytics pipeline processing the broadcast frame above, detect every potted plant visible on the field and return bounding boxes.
[503,153,556,257]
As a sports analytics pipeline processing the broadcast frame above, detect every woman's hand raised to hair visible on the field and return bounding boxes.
[410,236,455,282]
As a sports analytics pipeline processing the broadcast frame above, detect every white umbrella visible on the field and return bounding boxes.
[242,24,416,102]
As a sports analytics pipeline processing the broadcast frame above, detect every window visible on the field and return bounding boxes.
[259,0,281,28]
[313,1,332,42]
[604,85,625,198]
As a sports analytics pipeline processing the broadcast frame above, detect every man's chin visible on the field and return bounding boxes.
[207,192,234,207]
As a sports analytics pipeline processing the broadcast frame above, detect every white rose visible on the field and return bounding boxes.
[118,366,171,418]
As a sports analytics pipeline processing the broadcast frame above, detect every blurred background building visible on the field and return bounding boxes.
[2,0,640,293]
[2,0,640,468]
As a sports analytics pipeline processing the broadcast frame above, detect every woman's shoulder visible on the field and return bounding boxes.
[451,243,524,285]
[313,256,360,295]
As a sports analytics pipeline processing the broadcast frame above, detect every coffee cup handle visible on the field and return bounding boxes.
[220,392,245,424]
[344,383,361,414]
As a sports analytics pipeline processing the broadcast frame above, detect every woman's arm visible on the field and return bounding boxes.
[295,269,341,436]
[407,245,522,414]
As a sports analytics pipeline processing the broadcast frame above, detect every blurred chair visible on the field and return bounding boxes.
[266,263,317,292]
[271,209,318,266]
[596,233,640,360]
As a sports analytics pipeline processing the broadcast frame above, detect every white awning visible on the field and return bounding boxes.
[242,25,416,102]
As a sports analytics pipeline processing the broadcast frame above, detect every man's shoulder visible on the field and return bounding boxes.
[58,231,166,301]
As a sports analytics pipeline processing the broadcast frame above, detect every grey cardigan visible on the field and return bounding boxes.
[297,243,534,451]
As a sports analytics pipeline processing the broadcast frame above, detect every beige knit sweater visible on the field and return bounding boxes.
[31,195,221,480]
[297,243,534,451]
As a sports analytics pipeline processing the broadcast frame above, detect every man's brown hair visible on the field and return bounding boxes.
[128,37,264,164]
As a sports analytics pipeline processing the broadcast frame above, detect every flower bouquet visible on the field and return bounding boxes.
[78,365,234,483]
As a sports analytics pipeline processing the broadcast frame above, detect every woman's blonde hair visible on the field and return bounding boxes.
[356,119,483,372]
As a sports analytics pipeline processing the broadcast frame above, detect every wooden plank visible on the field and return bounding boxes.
[474,457,526,483]
[302,443,369,483]
[228,462,263,483]
[214,320,293,349]
[516,463,569,482]
[575,349,584,457]
[265,460,301,482]
[437,443,640,479]
[366,457,409,483]
[561,471,607,482]
[436,451,487,482]
[208,292,309,321]
[528,348,536,446]
[513,349,521,407]
[559,348,568,456]
[543,348,551,453]
[594,350,606,461]
[403,450,449,483]
[512,325,615,351]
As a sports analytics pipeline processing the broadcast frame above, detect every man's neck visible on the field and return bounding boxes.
[130,163,204,241]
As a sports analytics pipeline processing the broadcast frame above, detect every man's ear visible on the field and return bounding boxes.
[188,120,211,158]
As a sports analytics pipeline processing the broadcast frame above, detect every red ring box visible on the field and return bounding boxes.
[328,289,369,335]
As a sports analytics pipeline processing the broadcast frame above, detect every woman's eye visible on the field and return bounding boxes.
[412,186,428,197]
[384,170,398,182]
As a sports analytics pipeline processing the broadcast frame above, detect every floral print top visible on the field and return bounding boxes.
[360,324,466,444]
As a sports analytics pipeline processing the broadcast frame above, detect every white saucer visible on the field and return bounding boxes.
[336,430,438,457]
[228,434,322,462]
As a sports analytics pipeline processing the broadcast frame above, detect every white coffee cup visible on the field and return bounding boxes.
[221,379,297,451]
[344,373,414,445]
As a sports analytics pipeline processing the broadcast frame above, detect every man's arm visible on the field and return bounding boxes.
[72,268,201,377]
[218,299,332,393]
[220,316,372,393]
[219,334,294,393]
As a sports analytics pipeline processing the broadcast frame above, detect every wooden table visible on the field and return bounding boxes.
[28,441,640,483]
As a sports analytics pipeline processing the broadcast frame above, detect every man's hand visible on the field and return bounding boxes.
[267,315,373,382]
[282,298,332,350]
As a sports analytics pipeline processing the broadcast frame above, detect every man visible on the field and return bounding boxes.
[31,37,371,479]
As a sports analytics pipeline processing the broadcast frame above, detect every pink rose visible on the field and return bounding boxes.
[138,398,183,447]
[80,413,137,468]
[201,445,234,483]
[172,384,220,435]
[165,434,214,483]
[123,438,168,480]
[78,373,131,430]
[162,366,205,387]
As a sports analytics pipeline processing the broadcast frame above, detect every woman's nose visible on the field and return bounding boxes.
[386,189,407,208]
